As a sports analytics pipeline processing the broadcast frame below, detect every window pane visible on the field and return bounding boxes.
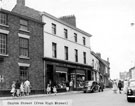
[19,38,29,57]
[52,23,56,34]
[52,43,57,58]
[20,19,28,31]
[0,12,8,25]
[0,33,7,54]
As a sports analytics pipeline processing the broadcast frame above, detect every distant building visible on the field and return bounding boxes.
[91,51,110,87]
[129,67,135,79]
[119,71,130,81]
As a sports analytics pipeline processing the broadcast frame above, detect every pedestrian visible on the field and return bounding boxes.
[123,79,128,94]
[66,81,69,92]
[69,80,73,91]
[20,82,24,96]
[118,80,123,94]
[46,84,51,94]
[10,81,16,97]
[49,80,53,93]
[112,80,118,93]
[53,86,57,95]
[24,79,31,96]
[15,80,20,97]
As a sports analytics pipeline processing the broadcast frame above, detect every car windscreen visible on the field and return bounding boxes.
[129,81,135,87]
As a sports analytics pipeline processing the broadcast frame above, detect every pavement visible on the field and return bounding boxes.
[0,91,83,100]
[0,88,110,100]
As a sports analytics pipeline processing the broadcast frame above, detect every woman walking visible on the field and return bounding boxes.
[20,82,24,96]
[15,80,21,97]
[112,80,118,93]
[10,81,16,97]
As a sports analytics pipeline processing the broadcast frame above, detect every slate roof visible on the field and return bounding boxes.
[12,4,42,21]
[12,4,92,37]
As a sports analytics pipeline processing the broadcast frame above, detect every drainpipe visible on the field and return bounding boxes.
[43,60,46,93]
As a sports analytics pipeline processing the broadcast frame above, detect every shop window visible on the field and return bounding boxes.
[56,72,67,89]
[76,74,85,88]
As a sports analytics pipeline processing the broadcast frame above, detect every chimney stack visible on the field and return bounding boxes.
[59,15,76,27]
[96,53,101,58]
[17,0,25,6]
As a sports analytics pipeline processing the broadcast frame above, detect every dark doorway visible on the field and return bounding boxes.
[46,65,53,85]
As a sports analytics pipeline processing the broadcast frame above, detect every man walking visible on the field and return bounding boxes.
[118,80,122,94]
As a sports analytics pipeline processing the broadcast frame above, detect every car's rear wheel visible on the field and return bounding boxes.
[127,97,131,102]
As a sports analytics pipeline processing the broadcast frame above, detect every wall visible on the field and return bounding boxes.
[0,11,44,91]
[42,15,92,66]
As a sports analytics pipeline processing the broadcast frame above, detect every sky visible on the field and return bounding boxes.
[1,0,135,79]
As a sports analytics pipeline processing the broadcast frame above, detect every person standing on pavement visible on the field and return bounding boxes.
[66,81,69,92]
[20,81,24,96]
[123,79,128,94]
[118,80,123,94]
[112,80,118,93]
[15,80,20,97]
[69,80,73,91]
[24,79,31,96]
[10,81,16,97]
[53,86,57,95]
[46,84,51,94]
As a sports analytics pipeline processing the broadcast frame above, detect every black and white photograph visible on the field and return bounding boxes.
[0,0,135,106]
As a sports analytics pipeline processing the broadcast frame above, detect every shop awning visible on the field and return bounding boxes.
[56,67,68,73]
[76,70,85,75]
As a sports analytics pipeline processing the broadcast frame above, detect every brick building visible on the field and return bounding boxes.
[0,9,44,94]
[12,0,94,92]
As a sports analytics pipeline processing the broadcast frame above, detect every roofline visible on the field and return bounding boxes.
[91,51,110,67]
[41,12,92,37]
[1,8,45,25]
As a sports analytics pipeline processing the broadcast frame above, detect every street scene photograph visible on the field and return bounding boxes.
[0,0,135,106]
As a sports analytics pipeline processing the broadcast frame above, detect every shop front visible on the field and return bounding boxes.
[76,70,85,89]
[44,57,93,92]
[55,67,68,89]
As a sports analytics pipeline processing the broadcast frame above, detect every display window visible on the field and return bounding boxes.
[76,74,85,88]
[56,71,67,89]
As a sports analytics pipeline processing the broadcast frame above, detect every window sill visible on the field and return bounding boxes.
[0,54,9,57]
[19,56,30,60]
[0,24,9,28]
[19,28,30,33]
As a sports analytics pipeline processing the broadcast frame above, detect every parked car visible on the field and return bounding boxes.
[83,81,101,93]
[127,79,135,102]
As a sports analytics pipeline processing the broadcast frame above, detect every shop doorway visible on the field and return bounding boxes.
[46,65,53,85]
[87,71,92,80]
